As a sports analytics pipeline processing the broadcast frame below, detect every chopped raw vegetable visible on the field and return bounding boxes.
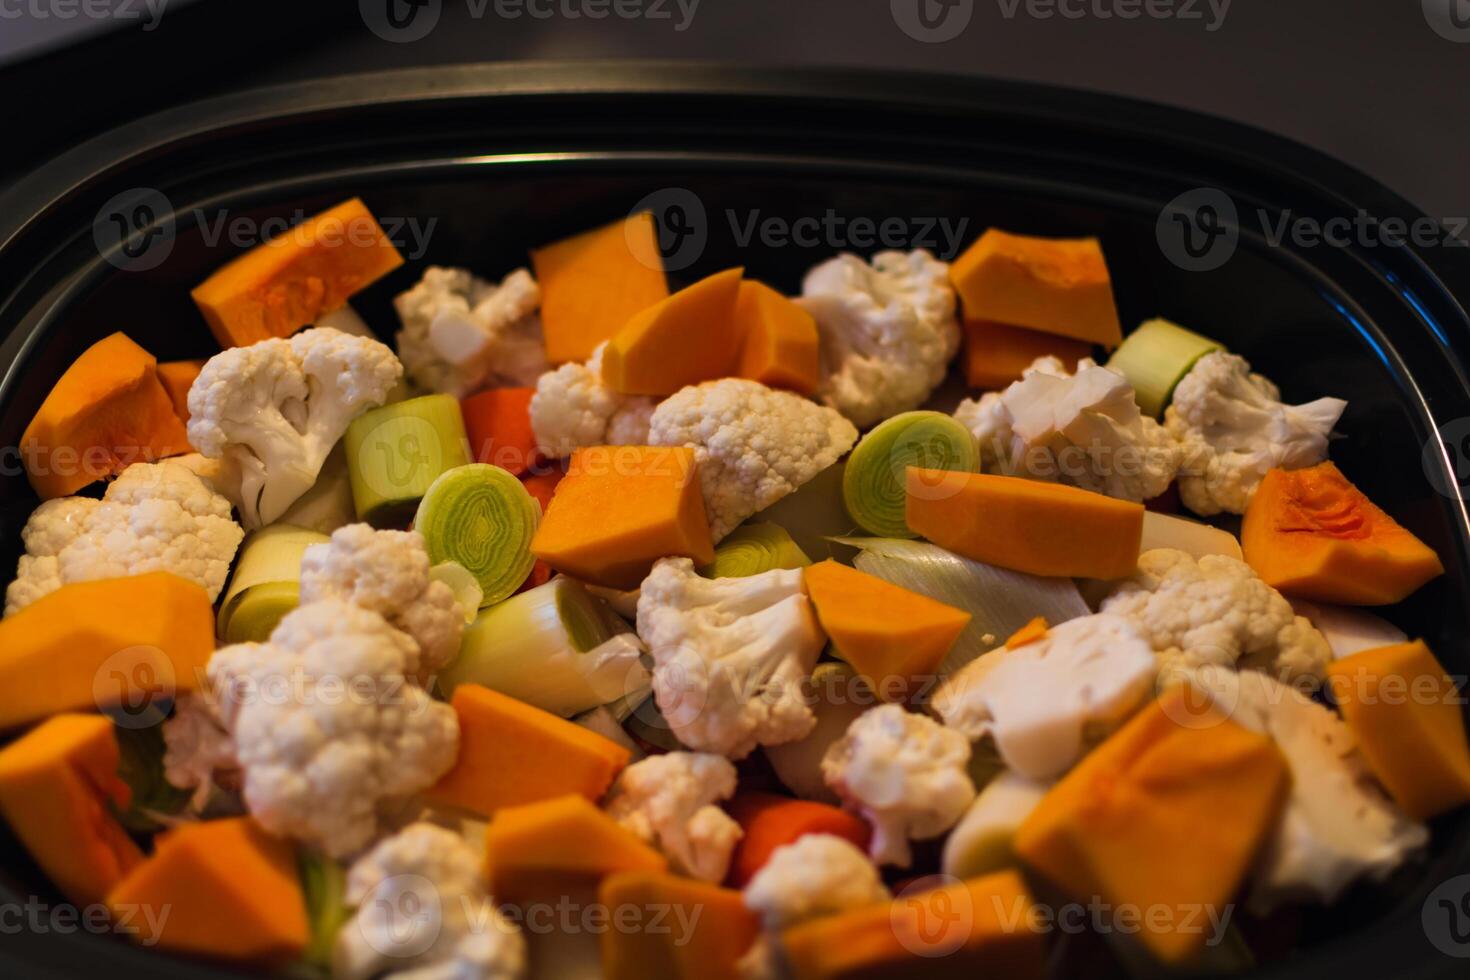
[962,318,1092,390]
[298,850,350,971]
[440,577,648,717]
[600,871,759,980]
[461,385,539,475]
[156,359,206,426]
[726,792,871,888]
[837,537,1091,675]
[1105,317,1222,416]
[273,443,358,534]
[942,771,1048,880]
[1290,598,1406,658]
[429,560,484,622]
[216,524,328,642]
[1140,509,1243,560]
[602,267,745,395]
[843,410,976,537]
[700,522,810,578]
[114,713,194,831]
[343,392,471,526]
[415,463,540,608]
[735,279,821,394]
[750,460,858,564]
[764,663,872,803]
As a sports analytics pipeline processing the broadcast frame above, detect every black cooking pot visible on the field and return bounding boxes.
[0,63,1467,979]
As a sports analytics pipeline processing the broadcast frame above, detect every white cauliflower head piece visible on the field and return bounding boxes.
[207,599,460,858]
[5,461,243,615]
[299,523,466,676]
[798,250,961,428]
[161,693,240,811]
[528,341,656,458]
[647,378,858,541]
[1101,548,1332,688]
[187,327,403,528]
[821,704,975,867]
[394,265,547,397]
[637,558,826,759]
[604,751,743,882]
[1165,352,1347,516]
[933,613,1157,780]
[335,822,526,980]
[1188,667,1427,912]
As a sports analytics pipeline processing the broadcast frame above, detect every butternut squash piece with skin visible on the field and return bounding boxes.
[532,212,670,363]
[949,230,1123,346]
[1326,640,1470,820]
[21,332,190,499]
[600,871,760,980]
[427,684,631,817]
[906,468,1143,580]
[0,714,142,906]
[483,794,668,903]
[781,869,1048,980]
[1242,462,1443,605]
[736,280,821,394]
[962,318,1094,390]
[0,573,216,730]
[191,198,404,348]
[803,560,971,702]
[106,817,308,966]
[531,445,715,588]
[156,359,205,426]
[601,267,745,396]
[1014,686,1290,966]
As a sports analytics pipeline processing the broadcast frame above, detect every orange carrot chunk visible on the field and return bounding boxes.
[462,386,539,476]
[725,792,872,888]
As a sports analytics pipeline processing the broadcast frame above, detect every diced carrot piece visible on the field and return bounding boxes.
[1005,616,1049,650]
[725,792,871,888]
[462,386,538,476]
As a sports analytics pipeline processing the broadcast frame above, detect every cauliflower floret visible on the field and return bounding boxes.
[299,524,466,676]
[604,751,743,882]
[1101,548,1332,687]
[932,614,1157,779]
[646,378,858,541]
[528,342,656,457]
[1188,668,1427,912]
[737,834,890,980]
[5,461,243,615]
[187,327,403,528]
[798,250,961,427]
[394,266,547,397]
[1165,352,1347,516]
[161,693,239,810]
[208,600,460,857]
[954,356,1180,502]
[637,558,826,759]
[335,823,526,980]
[821,704,975,867]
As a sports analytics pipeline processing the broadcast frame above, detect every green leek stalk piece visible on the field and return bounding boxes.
[415,463,540,609]
[842,411,977,538]
[344,393,471,527]
[298,851,352,970]
[216,524,328,643]
[751,461,859,564]
[701,523,810,578]
[438,577,645,717]
[429,561,484,623]
[1106,317,1223,417]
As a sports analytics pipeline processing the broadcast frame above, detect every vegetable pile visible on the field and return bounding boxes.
[0,196,1465,980]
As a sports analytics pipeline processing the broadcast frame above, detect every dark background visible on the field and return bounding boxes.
[0,0,1465,223]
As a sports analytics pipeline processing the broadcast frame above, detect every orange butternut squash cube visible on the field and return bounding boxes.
[1014,686,1290,965]
[191,198,404,348]
[600,871,760,980]
[601,267,745,395]
[0,572,216,730]
[781,870,1048,980]
[735,280,821,394]
[949,230,1122,346]
[1242,462,1443,605]
[483,794,667,903]
[107,817,307,966]
[156,359,205,426]
[803,560,970,701]
[906,468,1142,579]
[427,684,631,817]
[962,318,1093,390]
[0,714,142,906]
[1326,640,1470,819]
[531,445,715,588]
[531,212,670,363]
[20,332,190,499]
